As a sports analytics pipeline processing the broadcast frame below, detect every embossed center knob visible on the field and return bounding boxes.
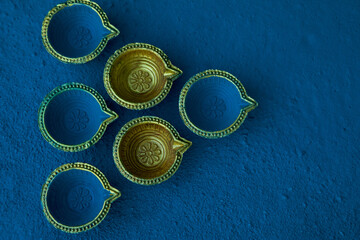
[128,69,153,93]
[136,140,164,167]
[67,186,94,212]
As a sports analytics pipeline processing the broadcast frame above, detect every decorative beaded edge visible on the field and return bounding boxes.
[113,116,191,185]
[38,82,118,152]
[103,43,182,110]
[178,69,258,139]
[41,162,120,233]
[41,0,120,64]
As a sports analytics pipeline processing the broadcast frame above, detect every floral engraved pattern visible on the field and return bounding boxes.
[137,141,162,166]
[68,186,93,212]
[69,26,92,48]
[128,70,152,93]
[67,109,89,131]
[202,96,227,119]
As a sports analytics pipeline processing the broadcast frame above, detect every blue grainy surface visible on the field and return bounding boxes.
[44,88,113,146]
[46,169,110,227]
[0,0,359,239]
[47,4,111,58]
[184,76,249,132]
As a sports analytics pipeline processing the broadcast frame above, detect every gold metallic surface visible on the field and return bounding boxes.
[104,43,182,110]
[113,116,191,185]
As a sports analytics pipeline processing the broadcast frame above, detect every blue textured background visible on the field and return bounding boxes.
[1,0,359,239]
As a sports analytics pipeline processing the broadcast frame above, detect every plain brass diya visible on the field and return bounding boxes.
[104,43,182,110]
[113,116,191,185]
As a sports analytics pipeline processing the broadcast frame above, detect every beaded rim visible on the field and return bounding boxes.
[179,69,258,139]
[103,43,182,110]
[113,116,192,185]
[42,0,120,64]
[38,82,118,152]
[41,162,121,233]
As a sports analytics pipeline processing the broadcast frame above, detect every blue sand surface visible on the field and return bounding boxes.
[184,76,248,132]
[44,88,111,146]
[46,169,110,226]
[0,0,360,239]
[47,4,110,58]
